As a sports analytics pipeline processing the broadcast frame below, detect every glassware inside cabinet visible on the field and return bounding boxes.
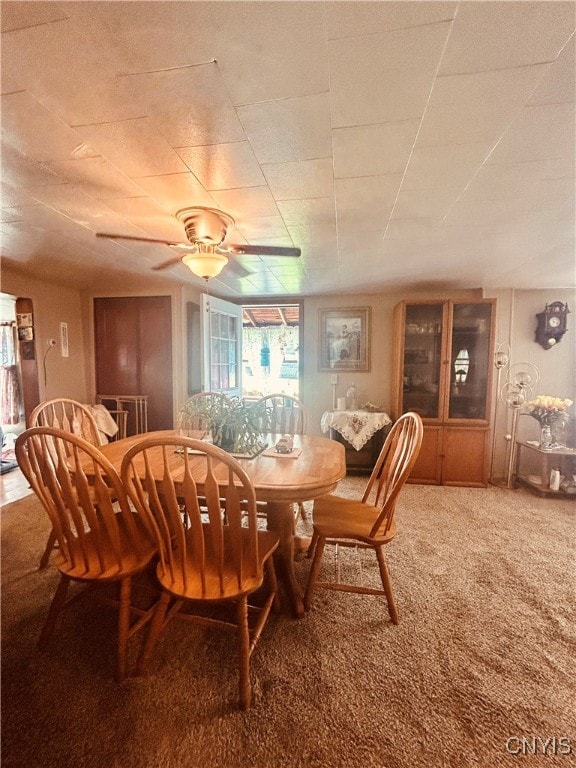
[402,304,443,418]
[448,303,492,420]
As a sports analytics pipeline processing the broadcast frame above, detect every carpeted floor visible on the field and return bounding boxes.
[1,478,575,768]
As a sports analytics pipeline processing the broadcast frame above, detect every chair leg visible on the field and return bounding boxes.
[298,501,307,520]
[306,530,319,559]
[136,591,171,675]
[38,575,71,648]
[117,577,132,683]
[236,596,251,710]
[266,557,280,613]
[303,535,326,611]
[39,529,57,570]
[375,546,398,624]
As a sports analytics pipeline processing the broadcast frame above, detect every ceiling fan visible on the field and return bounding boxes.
[96,206,301,279]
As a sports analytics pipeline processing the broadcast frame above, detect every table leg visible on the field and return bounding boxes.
[265,501,305,618]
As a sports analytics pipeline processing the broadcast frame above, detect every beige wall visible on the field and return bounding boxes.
[2,266,89,403]
[4,263,574,481]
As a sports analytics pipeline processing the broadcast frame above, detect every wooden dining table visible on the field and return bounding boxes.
[97,431,346,617]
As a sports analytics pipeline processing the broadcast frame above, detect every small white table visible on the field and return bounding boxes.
[321,410,392,472]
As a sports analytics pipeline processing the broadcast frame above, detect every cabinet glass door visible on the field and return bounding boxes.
[402,304,443,418]
[448,303,492,420]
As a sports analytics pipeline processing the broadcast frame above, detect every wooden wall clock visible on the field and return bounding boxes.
[535,301,570,349]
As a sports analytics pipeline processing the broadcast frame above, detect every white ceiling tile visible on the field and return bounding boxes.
[75,118,189,178]
[486,102,575,165]
[0,143,62,187]
[130,173,215,212]
[1,207,24,223]
[285,224,338,247]
[333,121,419,178]
[238,94,332,164]
[277,198,336,229]
[335,176,402,231]
[402,142,493,190]
[117,63,247,147]
[209,187,280,221]
[463,160,571,202]
[529,35,576,106]
[213,3,328,105]
[0,2,70,33]
[384,218,438,241]
[418,64,549,146]
[43,157,147,200]
[325,1,457,40]
[391,188,462,220]
[440,1,575,75]
[1,16,143,125]
[234,215,290,242]
[329,22,452,127]
[1,91,94,163]
[0,182,37,209]
[176,141,265,190]
[153,105,246,149]
[261,159,334,201]
[101,197,189,241]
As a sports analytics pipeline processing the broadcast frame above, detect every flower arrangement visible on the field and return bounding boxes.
[177,396,271,455]
[524,395,573,426]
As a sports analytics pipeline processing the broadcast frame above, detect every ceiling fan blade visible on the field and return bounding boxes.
[227,244,301,257]
[96,232,182,246]
[152,256,185,271]
[228,259,253,278]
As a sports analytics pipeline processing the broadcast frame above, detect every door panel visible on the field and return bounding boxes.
[200,293,242,398]
[409,426,442,484]
[94,297,173,432]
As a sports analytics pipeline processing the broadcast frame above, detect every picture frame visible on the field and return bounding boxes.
[319,307,371,372]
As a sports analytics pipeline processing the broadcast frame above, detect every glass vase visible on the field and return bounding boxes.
[540,424,553,450]
[551,418,567,449]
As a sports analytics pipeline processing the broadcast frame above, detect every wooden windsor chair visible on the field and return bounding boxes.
[121,434,280,710]
[15,427,157,682]
[304,412,423,624]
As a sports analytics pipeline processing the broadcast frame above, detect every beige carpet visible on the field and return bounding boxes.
[2,479,575,768]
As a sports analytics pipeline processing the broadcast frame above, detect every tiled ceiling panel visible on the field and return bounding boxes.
[1,1,574,296]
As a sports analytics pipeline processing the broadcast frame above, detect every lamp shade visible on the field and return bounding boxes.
[182,252,229,279]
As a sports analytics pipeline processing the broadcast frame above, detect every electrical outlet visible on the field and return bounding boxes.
[47,338,57,347]
[330,374,338,385]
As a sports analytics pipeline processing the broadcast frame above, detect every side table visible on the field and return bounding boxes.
[514,441,576,498]
[321,410,392,473]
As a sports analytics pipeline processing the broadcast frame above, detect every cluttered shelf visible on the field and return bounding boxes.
[515,440,576,498]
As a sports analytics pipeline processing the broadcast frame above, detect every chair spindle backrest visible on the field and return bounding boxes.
[30,398,102,447]
[176,393,232,436]
[15,427,152,574]
[121,436,262,598]
[252,394,306,435]
[362,412,423,538]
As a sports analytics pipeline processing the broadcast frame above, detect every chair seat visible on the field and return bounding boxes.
[312,494,397,544]
[157,528,279,600]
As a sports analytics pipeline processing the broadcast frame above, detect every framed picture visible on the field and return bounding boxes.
[319,307,371,372]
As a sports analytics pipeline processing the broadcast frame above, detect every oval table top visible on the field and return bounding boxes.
[99,430,346,503]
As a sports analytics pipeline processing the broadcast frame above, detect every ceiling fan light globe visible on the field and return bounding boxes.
[182,252,228,279]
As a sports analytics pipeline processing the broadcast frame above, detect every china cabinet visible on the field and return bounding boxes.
[391,300,495,486]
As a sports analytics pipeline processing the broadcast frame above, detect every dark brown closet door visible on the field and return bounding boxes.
[94,296,173,432]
